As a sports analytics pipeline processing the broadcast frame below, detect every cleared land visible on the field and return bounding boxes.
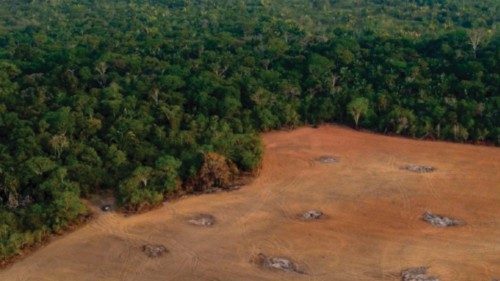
[1,126,499,281]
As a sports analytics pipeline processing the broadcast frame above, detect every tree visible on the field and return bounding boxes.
[154,155,181,193]
[95,62,108,87]
[49,134,69,158]
[0,62,20,104]
[347,97,369,129]
[117,166,163,211]
[23,157,57,178]
[387,107,417,136]
[467,28,489,58]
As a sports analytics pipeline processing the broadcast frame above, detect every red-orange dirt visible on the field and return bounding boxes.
[1,126,499,281]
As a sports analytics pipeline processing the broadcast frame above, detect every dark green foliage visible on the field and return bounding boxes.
[0,0,498,261]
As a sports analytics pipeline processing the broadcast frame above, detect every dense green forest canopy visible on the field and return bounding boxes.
[0,0,498,261]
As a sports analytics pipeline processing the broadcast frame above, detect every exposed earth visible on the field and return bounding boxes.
[1,126,499,281]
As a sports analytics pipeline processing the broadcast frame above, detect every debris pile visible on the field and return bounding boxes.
[302,210,324,220]
[142,244,168,258]
[402,164,436,173]
[316,156,339,164]
[401,267,439,281]
[252,253,303,274]
[188,214,216,227]
[422,211,463,227]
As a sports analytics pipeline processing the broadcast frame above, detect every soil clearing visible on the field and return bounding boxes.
[1,125,499,281]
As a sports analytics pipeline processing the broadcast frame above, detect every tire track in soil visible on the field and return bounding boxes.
[232,148,312,278]
[387,155,412,212]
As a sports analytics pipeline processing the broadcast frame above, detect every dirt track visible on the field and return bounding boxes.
[1,126,499,281]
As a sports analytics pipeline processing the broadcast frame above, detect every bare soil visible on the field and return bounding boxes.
[1,125,499,281]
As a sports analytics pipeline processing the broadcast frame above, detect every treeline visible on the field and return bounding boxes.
[0,0,498,261]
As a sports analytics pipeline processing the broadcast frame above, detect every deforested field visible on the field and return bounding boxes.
[1,126,499,281]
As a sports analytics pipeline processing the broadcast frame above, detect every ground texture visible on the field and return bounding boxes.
[1,126,499,281]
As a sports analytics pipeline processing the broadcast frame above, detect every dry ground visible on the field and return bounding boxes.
[1,126,499,281]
